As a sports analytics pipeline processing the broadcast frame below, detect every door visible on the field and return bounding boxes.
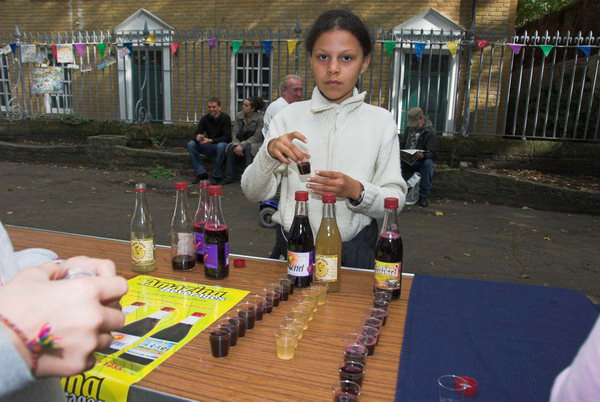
[132,48,164,122]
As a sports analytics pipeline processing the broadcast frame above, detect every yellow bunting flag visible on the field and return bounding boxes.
[287,39,298,55]
[145,33,156,44]
[447,41,459,57]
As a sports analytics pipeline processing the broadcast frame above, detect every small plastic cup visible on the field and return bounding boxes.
[356,333,378,356]
[374,289,393,304]
[438,375,468,402]
[362,316,383,331]
[228,316,245,338]
[247,294,266,321]
[280,277,293,297]
[370,307,389,326]
[332,380,361,401]
[339,360,366,387]
[343,342,368,366]
[209,325,231,358]
[373,298,390,311]
[298,300,315,321]
[217,318,238,347]
[261,288,276,312]
[281,317,303,340]
[275,327,299,360]
[237,301,257,330]
[267,282,283,306]
[291,305,311,329]
[310,282,328,305]
[359,325,381,346]
[299,291,319,312]
[297,159,311,176]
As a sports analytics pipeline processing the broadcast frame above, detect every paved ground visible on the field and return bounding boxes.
[1,161,598,303]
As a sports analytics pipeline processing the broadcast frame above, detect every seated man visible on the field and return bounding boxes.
[187,97,232,184]
[223,96,265,184]
[400,107,437,207]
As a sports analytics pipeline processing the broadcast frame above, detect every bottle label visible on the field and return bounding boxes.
[108,332,141,351]
[176,233,194,255]
[287,251,314,277]
[194,232,205,256]
[205,242,229,269]
[131,239,155,264]
[123,338,178,363]
[374,260,402,290]
[315,254,338,282]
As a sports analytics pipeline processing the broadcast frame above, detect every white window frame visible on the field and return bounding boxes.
[0,54,12,112]
[229,47,271,117]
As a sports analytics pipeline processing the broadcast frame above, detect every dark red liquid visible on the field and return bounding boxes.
[238,309,256,330]
[193,223,205,263]
[272,291,281,307]
[229,317,245,338]
[297,161,311,175]
[371,309,388,326]
[219,323,238,347]
[264,299,273,314]
[358,334,377,356]
[280,287,290,301]
[374,232,403,300]
[333,392,359,402]
[171,255,196,271]
[204,224,229,279]
[255,304,264,321]
[209,329,230,357]
[344,344,367,365]
[339,363,364,386]
[373,298,390,309]
[288,215,314,288]
[364,317,382,330]
[281,279,294,295]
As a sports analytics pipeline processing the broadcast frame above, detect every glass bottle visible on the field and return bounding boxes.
[97,307,175,355]
[315,193,342,292]
[193,180,210,264]
[122,301,145,316]
[130,183,156,273]
[374,197,403,300]
[287,191,314,288]
[118,312,206,366]
[170,182,196,271]
[204,185,229,279]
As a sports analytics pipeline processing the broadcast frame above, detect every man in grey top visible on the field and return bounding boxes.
[262,75,303,139]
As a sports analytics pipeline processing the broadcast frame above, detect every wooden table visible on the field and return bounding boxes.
[7,226,412,401]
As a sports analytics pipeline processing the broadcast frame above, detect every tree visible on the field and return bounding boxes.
[516,0,573,27]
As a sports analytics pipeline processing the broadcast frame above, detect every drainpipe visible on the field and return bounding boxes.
[461,0,478,137]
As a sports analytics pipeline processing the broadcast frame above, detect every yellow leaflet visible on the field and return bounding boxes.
[61,275,249,402]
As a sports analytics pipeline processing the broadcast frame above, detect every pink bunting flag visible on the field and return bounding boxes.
[476,40,489,49]
[170,43,180,55]
[75,43,85,58]
[507,43,524,55]
[207,37,217,51]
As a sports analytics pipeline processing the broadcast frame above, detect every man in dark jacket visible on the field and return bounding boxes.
[187,97,232,184]
[400,107,437,207]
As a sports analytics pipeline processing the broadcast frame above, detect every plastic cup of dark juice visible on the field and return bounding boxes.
[280,276,294,296]
[332,380,361,402]
[297,160,311,176]
[237,301,257,330]
[247,294,266,321]
[229,316,245,338]
[209,325,231,358]
[343,342,368,366]
[370,307,389,326]
[339,361,366,387]
[268,282,283,305]
[217,318,238,347]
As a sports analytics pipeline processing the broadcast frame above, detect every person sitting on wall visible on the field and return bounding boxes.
[223,96,266,184]
[187,97,232,184]
[400,107,437,208]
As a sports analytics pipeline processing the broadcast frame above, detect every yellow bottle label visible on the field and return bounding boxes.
[315,254,338,282]
[374,260,401,290]
[131,238,155,264]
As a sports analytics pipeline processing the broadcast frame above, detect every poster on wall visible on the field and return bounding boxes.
[56,44,74,64]
[20,44,38,63]
[31,67,64,94]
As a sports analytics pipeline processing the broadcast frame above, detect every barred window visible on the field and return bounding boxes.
[234,48,270,111]
[0,54,11,111]
[45,50,73,114]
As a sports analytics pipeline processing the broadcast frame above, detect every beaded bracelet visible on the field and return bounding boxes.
[0,313,62,374]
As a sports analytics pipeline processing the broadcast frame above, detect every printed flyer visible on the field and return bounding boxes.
[61,275,249,402]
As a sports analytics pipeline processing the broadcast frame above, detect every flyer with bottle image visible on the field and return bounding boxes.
[61,275,249,402]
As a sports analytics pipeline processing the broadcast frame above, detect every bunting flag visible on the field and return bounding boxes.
[447,41,459,57]
[96,43,107,58]
[507,43,524,55]
[75,43,86,58]
[383,41,395,57]
[207,37,217,50]
[578,46,591,57]
[123,42,133,54]
[261,40,272,57]
[540,45,554,57]
[287,39,298,55]
[9,43,18,54]
[51,44,58,61]
[232,40,243,56]
[145,33,156,44]
[476,40,489,49]
[170,42,181,55]
[415,42,426,61]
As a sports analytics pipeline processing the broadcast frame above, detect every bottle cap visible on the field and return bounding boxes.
[161,307,176,312]
[131,302,145,306]
[233,258,246,268]
[208,185,222,196]
[295,191,309,201]
[384,197,398,209]
[456,376,477,397]
[175,182,188,190]
[135,183,147,192]
[322,193,336,203]
[192,312,206,318]
[199,180,209,189]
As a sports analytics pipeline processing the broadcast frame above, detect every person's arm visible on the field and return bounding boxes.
[230,114,242,147]
[241,117,264,148]
[421,127,437,159]
[193,116,207,138]
[210,114,232,144]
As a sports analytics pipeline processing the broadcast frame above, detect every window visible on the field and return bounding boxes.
[0,54,12,112]
[234,48,270,111]
[45,50,73,114]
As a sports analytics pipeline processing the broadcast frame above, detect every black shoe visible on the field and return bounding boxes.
[418,196,428,208]
[210,177,221,185]
[192,173,208,184]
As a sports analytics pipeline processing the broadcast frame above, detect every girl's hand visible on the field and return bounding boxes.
[307,170,363,200]
[267,132,310,164]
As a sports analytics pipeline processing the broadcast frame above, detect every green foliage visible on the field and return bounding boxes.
[146,165,176,178]
[60,114,90,126]
[516,0,572,27]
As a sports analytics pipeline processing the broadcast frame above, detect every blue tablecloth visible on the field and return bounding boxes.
[395,274,599,401]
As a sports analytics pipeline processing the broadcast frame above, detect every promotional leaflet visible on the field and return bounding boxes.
[61,275,249,402]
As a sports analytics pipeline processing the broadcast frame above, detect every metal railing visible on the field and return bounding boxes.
[1,26,598,142]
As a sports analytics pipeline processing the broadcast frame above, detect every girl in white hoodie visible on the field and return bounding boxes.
[241,10,406,268]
